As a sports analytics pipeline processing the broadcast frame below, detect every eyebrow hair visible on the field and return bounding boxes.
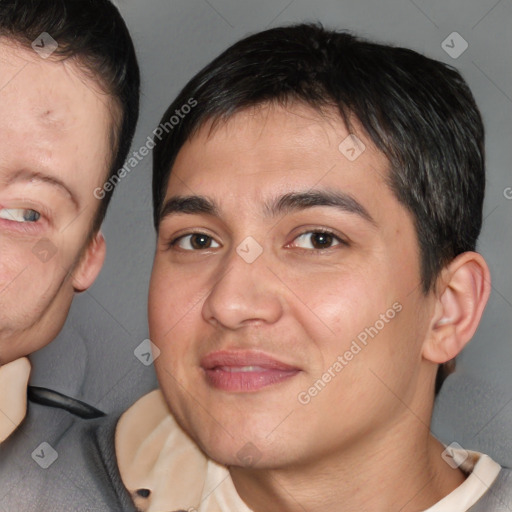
[160,189,376,226]
[9,169,80,211]
[160,195,219,220]
[267,190,377,226]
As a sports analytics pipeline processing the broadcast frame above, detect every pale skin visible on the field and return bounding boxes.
[149,103,491,511]
[0,38,110,364]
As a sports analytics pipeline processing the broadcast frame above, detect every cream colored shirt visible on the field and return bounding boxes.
[0,357,30,443]
[116,390,501,512]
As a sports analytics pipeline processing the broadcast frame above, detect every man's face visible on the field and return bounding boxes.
[0,39,111,363]
[149,103,437,469]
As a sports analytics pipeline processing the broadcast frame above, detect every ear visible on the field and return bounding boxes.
[72,231,106,293]
[422,251,491,364]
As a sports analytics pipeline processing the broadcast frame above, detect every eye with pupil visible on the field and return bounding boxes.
[311,232,333,248]
[292,231,342,250]
[191,234,212,249]
[173,233,220,251]
[0,208,41,223]
[24,209,40,222]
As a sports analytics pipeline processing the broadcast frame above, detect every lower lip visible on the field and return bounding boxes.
[203,367,299,392]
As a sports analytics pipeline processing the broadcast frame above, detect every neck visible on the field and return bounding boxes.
[229,423,466,512]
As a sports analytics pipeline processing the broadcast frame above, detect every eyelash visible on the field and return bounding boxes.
[167,228,348,252]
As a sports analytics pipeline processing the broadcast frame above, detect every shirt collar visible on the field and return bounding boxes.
[425,449,501,512]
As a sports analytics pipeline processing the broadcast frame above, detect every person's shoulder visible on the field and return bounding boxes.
[55,411,138,511]
[116,389,209,512]
[0,400,136,511]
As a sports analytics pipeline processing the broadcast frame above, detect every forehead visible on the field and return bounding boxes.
[0,38,112,190]
[167,103,393,211]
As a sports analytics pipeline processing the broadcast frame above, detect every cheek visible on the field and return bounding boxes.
[0,255,24,289]
[149,255,216,320]
[149,266,179,329]
[291,264,414,379]
[0,243,52,294]
[290,267,382,344]
[0,260,66,332]
[148,266,199,353]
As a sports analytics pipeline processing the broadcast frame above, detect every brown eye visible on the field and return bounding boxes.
[190,234,213,249]
[292,231,342,250]
[310,232,334,249]
[173,233,220,251]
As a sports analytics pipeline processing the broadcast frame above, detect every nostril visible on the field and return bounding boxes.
[136,488,151,498]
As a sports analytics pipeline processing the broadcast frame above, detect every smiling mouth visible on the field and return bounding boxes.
[201,352,300,392]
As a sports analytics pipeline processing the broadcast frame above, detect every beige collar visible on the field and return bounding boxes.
[425,450,500,512]
[0,357,30,443]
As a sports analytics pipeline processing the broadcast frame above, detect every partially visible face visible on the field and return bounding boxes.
[0,39,111,363]
[149,103,436,470]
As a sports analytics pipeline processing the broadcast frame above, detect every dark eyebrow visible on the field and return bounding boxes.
[9,169,80,211]
[160,190,376,228]
[266,190,377,226]
[160,195,219,221]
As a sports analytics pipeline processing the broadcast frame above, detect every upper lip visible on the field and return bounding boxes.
[200,350,300,371]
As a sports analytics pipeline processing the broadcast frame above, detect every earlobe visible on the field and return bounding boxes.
[422,252,491,364]
[72,231,107,293]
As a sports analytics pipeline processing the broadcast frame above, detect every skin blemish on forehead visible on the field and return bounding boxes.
[38,108,60,126]
[34,105,75,132]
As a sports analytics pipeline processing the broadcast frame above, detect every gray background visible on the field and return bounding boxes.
[30,0,512,464]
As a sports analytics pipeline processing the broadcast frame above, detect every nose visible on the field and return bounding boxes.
[201,248,284,330]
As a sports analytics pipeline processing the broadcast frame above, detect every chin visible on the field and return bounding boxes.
[162,374,303,464]
[194,417,291,468]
